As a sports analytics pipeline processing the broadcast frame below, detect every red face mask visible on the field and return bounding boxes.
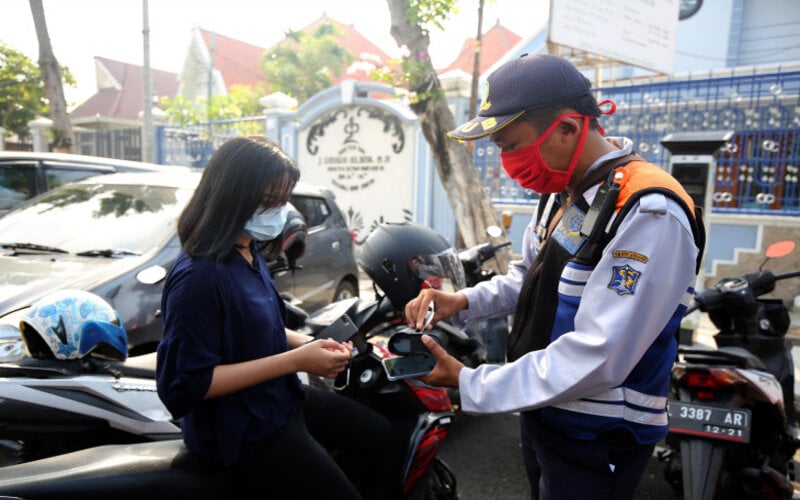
[499,113,590,194]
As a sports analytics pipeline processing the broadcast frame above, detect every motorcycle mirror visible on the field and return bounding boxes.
[388,327,445,355]
[486,225,502,238]
[765,240,795,259]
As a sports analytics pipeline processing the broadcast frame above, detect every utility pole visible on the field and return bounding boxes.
[207,31,215,122]
[468,0,485,119]
[141,0,154,162]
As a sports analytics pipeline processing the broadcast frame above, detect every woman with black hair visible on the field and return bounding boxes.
[156,135,395,499]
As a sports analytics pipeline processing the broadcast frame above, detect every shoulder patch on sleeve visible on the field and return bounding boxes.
[608,264,641,295]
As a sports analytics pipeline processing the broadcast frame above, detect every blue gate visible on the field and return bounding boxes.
[472,69,800,215]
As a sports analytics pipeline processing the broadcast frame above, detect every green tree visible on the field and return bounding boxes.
[261,22,356,103]
[160,83,267,127]
[384,0,510,271]
[0,41,49,142]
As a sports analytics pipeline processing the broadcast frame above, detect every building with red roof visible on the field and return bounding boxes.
[70,57,178,128]
[69,15,518,128]
[437,19,521,76]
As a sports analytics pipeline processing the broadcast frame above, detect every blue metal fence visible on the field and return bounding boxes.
[473,70,800,215]
[156,117,267,168]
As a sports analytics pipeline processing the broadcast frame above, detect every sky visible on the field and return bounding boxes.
[0,0,550,104]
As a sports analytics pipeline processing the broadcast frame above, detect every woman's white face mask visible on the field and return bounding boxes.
[244,203,289,241]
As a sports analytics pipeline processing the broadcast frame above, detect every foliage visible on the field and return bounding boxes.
[371,51,443,105]
[372,0,459,106]
[159,83,267,127]
[261,22,355,103]
[0,41,74,142]
[163,22,354,124]
[405,0,459,29]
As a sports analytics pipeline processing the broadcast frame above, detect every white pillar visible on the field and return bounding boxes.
[259,92,298,143]
[28,117,53,152]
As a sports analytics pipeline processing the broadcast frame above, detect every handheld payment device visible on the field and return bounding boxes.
[381,353,436,381]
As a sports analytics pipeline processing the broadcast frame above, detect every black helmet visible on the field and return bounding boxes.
[359,222,467,309]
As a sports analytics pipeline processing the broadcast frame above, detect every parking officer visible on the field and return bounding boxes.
[405,54,704,499]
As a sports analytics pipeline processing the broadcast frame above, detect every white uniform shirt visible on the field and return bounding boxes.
[455,137,699,414]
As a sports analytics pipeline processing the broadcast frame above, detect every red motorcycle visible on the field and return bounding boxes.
[300,296,458,498]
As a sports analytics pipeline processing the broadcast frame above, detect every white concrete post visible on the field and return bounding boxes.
[28,117,53,152]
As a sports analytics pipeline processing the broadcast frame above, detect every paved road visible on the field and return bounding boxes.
[438,411,679,500]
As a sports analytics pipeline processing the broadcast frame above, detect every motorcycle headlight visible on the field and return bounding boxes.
[0,309,29,363]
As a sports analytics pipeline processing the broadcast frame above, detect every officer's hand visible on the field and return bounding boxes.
[404,290,468,330]
[417,334,463,388]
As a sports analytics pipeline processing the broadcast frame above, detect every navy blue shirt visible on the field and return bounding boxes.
[157,247,303,467]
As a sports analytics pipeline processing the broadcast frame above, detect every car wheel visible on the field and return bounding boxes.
[333,280,358,302]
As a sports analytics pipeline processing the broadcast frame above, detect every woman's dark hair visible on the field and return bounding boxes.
[178,135,301,261]
[520,90,602,132]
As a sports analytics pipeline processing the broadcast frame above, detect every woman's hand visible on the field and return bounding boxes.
[297,338,353,379]
[205,339,353,399]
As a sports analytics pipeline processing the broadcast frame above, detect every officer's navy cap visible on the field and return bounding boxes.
[448,54,593,141]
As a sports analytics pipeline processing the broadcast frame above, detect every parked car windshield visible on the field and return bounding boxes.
[0,182,193,255]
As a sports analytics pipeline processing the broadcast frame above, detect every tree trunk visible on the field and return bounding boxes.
[29,0,74,152]
[385,0,510,272]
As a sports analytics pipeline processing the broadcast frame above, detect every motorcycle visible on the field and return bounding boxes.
[0,299,458,499]
[0,351,176,465]
[659,239,800,499]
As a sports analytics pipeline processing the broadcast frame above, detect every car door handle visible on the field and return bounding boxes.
[332,241,340,252]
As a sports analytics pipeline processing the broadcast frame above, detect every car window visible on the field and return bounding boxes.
[44,166,108,190]
[0,182,193,254]
[291,195,331,228]
[0,165,36,210]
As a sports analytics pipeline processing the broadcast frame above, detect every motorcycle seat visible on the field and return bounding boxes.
[0,440,236,499]
[679,345,766,370]
[0,354,158,379]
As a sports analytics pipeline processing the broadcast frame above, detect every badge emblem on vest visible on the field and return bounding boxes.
[608,265,641,295]
[552,205,586,255]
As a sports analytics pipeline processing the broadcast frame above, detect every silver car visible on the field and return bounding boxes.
[0,169,359,358]
[0,151,173,215]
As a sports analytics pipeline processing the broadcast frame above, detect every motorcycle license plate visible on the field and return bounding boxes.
[668,401,750,443]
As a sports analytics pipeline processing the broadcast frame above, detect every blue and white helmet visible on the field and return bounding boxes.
[20,290,128,361]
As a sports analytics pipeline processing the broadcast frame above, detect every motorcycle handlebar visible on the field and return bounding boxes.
[687,268,800,315]
[774,269,800,282]
[477,241,512,264]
